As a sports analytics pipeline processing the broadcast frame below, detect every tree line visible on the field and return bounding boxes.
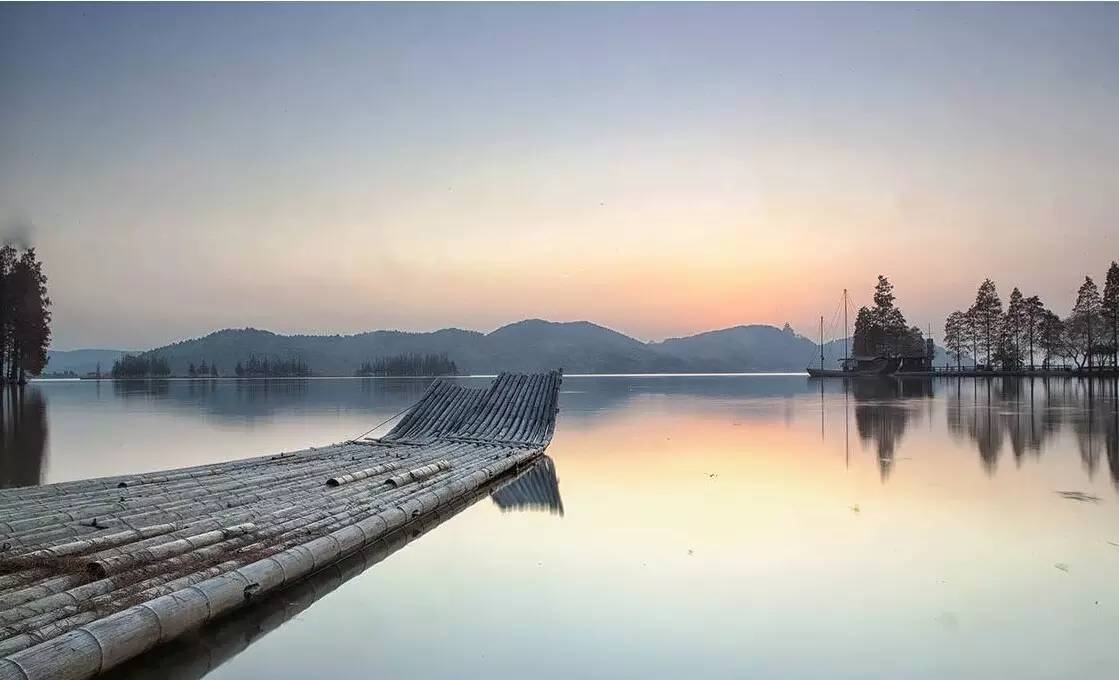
[234,355,311,377]
[943,261,1119,371]
[0,247,51,383]
[111,354,172,378]
[355,353,458,377]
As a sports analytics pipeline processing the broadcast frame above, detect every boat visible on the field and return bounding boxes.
[807,356,894,377]
[805,288,866,377]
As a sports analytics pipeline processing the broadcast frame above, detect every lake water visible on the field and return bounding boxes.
[4,375,1119,679]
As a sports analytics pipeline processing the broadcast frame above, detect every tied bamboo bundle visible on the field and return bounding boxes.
[0,371,562,680]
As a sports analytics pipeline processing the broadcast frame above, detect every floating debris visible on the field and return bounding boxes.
[850,504,861,513]
[1054,563,1070,572]
[1056,491,1101,503]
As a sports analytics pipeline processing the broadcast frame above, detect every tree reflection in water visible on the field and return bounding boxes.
[0,386,48,488]
[942,377,1119,482]
[851,378,932,481]
[846,376,1119,483]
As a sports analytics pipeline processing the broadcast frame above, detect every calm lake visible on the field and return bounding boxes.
[4,375,1119,679]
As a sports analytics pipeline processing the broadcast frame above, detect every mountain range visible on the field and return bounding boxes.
[46,319,949,376]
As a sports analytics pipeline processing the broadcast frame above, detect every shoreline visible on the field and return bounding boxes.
[29,370,1119,382]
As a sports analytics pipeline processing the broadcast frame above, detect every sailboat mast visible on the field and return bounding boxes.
[843,289,848,361]
[819,316,824,370]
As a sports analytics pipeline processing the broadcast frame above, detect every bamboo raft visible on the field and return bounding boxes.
[104,456,562,680]
[0,371,562,680]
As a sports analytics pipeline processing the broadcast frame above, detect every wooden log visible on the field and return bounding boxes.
[384,460,452,488]
[85,523,256,578]
[325,462,400,487]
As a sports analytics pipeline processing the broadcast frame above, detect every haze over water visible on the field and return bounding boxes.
[7,375,1118,678]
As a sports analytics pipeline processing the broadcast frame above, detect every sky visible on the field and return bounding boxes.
[2,3,1118,350]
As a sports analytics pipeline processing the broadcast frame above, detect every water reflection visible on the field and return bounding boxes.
[804,376,1119,484]
[943,377,1119,482]
[0,386,48,488]
[102,456,563,680]
[491,456,564,516]
[15,375,1119,678]
[109,378,439,420]
[849,378,933,481]
[15,375,1119,490]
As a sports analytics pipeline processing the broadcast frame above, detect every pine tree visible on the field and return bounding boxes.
[968,279,1003,368]
[851,276,921,358]
[1067,276,1102,370]
[1037,310,1064,368]
[1022,295,1045,370]
[1004,288,1026,370]
[5,249,51,382]
[1103,261,1119,369]
[944,311,968,370]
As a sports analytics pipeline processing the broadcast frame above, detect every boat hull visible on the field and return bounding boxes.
[806,365,894,378]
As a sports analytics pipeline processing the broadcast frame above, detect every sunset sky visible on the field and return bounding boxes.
[2,3,1117,350]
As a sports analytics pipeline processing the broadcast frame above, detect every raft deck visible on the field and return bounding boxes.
[0,371,562,680]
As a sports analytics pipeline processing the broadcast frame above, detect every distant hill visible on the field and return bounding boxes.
[653,324,821,371]
[481,320,687,373]
[72,319,951,376]
[44,349,135,376]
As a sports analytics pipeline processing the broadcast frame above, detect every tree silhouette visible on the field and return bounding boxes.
[1037,309,1064,368]
[943,311,968,369]
[355,353,457,377]
[1067,277,1102,369]
[1022,295,1045,369]
[1003,287,1026,370]
[1103,261,1119,369]
[852,276,923,358]
[968,279,1003,367]
[0,248,52,382]
[111,354,171,378]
